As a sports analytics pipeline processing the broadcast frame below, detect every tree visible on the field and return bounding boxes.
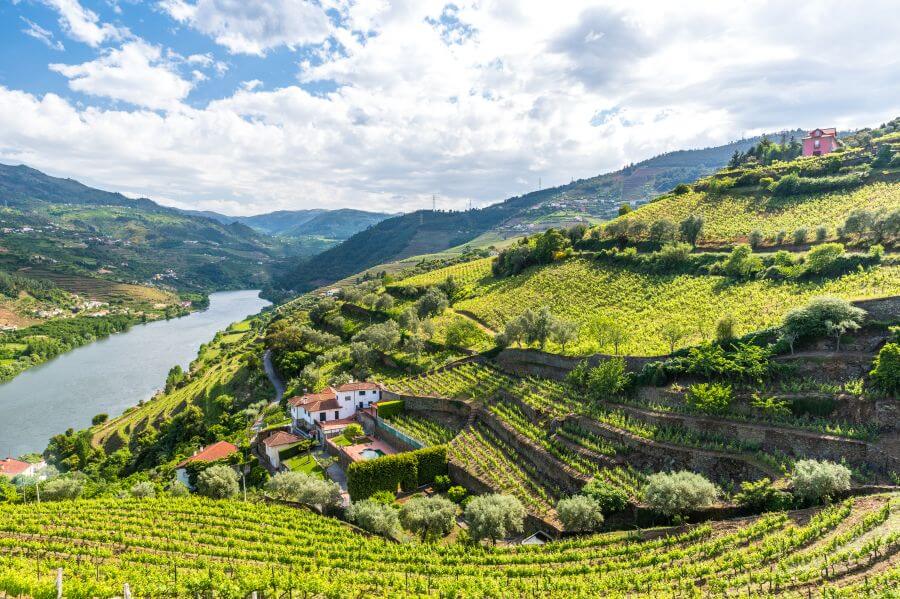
[265,472,342,511]
[618,203,632,216]
[343,423,363,439]
[353,320,401,353]
[715,316,736,342]
[567,223,588,245]
[347,499,401,539]
[825,319,860,351]
[416,287,449,318]
[196,464,239,499]
[815,226,828,243]
[679,215,704,246]
[748,230,764,249]
[131,481,156,498]
[533,229,571,264]
[444,318,481,348]
[556,495,604,532]
[804,243,845,274]
[793,228,808,245]
[649,219,677,245]
[734,478,793,512]
[464,494,526,544]
[791,460,851,503]
[584,357,628,400]
[605,319,628,355]
[843,209,875,242]
[92,413,108,426]
[660,322,687,354]
[41,477,85,501]
[375,294,395,312]
[782,297,866,343]
[717,245,762,279]
[399,495,457,541]
[550,318,579,353]
[643,471,718,517]
[870,342,900,394]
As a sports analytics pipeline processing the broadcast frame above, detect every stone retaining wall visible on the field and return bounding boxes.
[496,348,659,380]
[854,296,900,323]
[379,390,473,419]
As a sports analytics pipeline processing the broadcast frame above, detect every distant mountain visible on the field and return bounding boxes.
[182,208,391,239]
[0,163,277,291]
[274,132,799,294]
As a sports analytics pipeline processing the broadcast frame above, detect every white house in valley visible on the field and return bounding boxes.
[174,441,239,489]
[262,431,303,469]
[288,381,382,438]
[0,458,45,479]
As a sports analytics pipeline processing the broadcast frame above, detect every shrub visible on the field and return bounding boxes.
[195,465,239,499]
[446,486,467,504]
[673,183,691,195]
[168,481,190,497]
[585,357,628,400]
[92,413,108,426]
[265,472,342,511]
[464,494,526,544]
[781,297,866,342]
[343,423,363,440]
[368,490,396,506]
[748,230,764,249]
[581,480,629,514]
[130,481,156,498]
[643,471,718,517]
[734,478,793,512]
[716,245,762,279]
[815,226,828,243]
[557,495,604,532]
[685,383,733,414]
[41,477,85,501]
[791,460,851,503]
[792,228,808,245]
[347,499,401,539]
[715,316,736,342]
[804,243,845,275]
[347,452,418,501]
[869,343,900,394]
[433,474,452,492]
[413,445,449,486]
[400,495,457,541]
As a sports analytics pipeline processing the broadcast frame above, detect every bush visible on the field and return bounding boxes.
[168,481,190,497]
[581,480,629,514]
[433,474,452,492]
[583,357,628,400]
[734,478,793,512]
[196,465,239,499]
[685,383,733,414]
[412,445,449,487]
[368,490,396,505]
[400,495,457,541]
[41,477,85,501]
[643,471,718,517]
[130,481,156,498]
[791,460,851,503]
[446,486,467,503]
[557,495,604,532]
[870,343,900,394]
[464,494,526,544]
[748,230,764,249]
[343,423,363,440]
[715,316,736,341]
[92,413,108,426]
[673,183,691,195]
[265,472,342,510]
[347,499,401,539]
[815,226,828,243]
[347,452,418,501]
[804,243,845,275]
[792,228,808,245]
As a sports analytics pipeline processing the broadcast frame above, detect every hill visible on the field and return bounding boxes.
[0,162,278,292]
[274,132,795,294]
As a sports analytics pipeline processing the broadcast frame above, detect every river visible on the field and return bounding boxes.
[0,290,270,457]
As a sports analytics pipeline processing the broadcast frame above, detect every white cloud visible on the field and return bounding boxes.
[21,17,65,51]
[41,0,126,47]
[49,41,193,111]
[159,0,332,56]
[3,0,900,215]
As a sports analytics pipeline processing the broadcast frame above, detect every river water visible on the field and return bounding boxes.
[0,290,270,457]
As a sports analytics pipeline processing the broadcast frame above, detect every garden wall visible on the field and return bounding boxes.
[379,390,473,419]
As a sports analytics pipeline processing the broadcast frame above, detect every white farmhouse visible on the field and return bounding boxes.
[174,441,239,489]
[288,382,382,439]
[262,431,303,470]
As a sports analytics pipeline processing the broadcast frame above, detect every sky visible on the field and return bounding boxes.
[1,1,899,216]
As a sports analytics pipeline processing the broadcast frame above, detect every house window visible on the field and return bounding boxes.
[334,411,340,420]
[319,412,326,422]
[814,139,821,149]
[359,390,366,395]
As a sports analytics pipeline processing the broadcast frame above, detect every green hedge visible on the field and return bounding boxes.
[413,445,448,486]
[347,452,417,501]
[376,400,405,419]
[278,440,314,461]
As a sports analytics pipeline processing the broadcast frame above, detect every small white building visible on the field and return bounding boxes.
[288,382,382,437]
[262,431,303,470]
[0,458,44,479]
[174,441,239,489]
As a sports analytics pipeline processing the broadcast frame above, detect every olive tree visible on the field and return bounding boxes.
[347,499,401,539]
[130,481,156,498]
[399,495,457,542]
[643,471,718,517]
[464,494,526,544]
[265,472,342,512]
[41,477,85,501]
[791,460,851,503]
[556,495,604,532]
[196,464,240,499]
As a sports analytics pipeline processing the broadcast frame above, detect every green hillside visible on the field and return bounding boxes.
[273,133,784,294]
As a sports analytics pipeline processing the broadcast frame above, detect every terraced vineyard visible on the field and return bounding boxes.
[0,496,896,598]
[454,258,900,355]
[388,257,493,290]
[385,412,458,446]
[605,181,900,245]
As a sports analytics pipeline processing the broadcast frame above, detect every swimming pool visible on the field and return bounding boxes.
[360,448,386,460]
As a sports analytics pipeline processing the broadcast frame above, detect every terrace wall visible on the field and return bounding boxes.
[379,390,473,419]
[495,348,659,380]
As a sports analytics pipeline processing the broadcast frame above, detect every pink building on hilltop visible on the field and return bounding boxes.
[802,128,838,157]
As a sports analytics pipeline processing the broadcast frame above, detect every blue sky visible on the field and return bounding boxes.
[1,1,899,215]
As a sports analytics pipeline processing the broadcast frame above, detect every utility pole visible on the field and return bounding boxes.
[242,467,247,502]
[35,478,40,504]
[538,177,541,191]
[432,194,436,211]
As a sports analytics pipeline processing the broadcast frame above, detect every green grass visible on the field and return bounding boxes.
[451,257,900,355]
[283,453,324,477]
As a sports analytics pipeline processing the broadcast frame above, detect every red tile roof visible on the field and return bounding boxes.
[805,127,837,138]
[334,381,381,392]
[317,416,359,431]
[262,431,302,448]
[288,389,341,412]
[176,441,239,468]
[0,458,31,477]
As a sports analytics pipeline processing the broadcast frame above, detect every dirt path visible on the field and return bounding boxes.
[450,308,497,336]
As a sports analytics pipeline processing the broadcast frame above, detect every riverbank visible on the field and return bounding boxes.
[0,290,270,457]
